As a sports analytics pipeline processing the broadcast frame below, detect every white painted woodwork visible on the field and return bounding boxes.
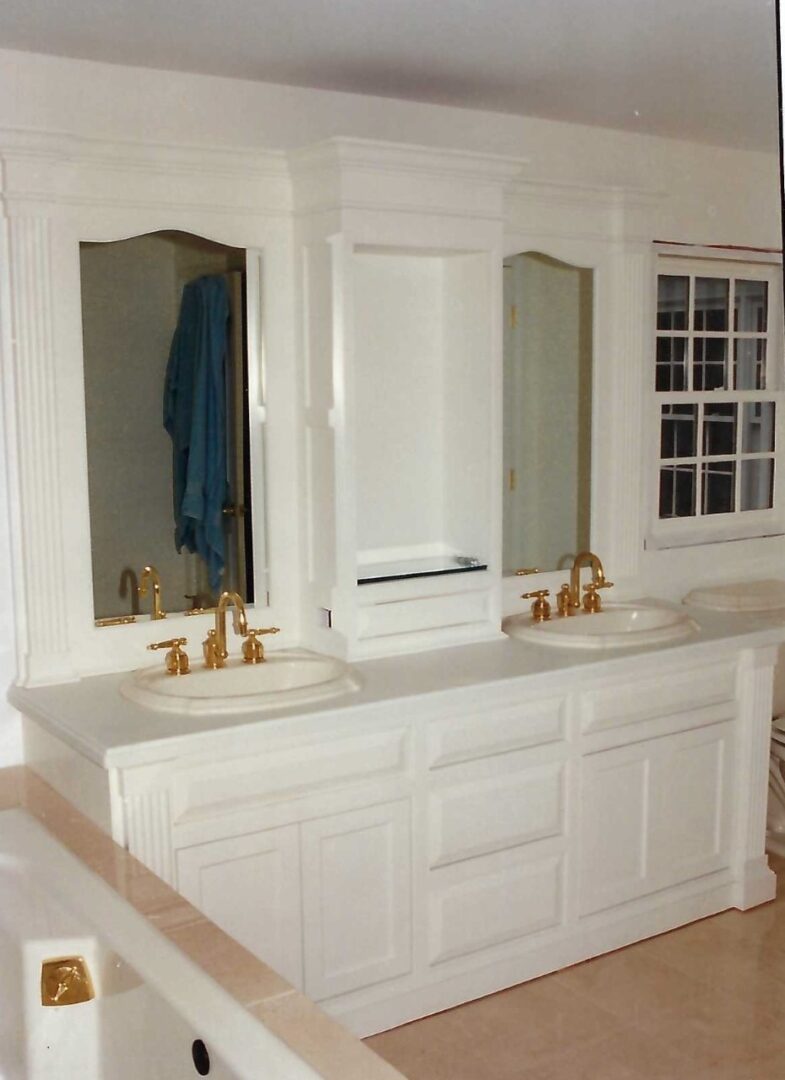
[0,129,297,685]
[1,112,784,1042]
[428,762,564,868]
[19,632,773,1037]
[581,658,737,734]
[177,824,303,988]
[301,801,412,1001]
[579,721,733,915]
[125,788,175,886]
[426,694,566,768]
[428,850,564,966]
[5,126,773,676]
[292,142,520,660]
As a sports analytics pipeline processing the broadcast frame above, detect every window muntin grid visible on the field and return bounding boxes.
[655,265,777,523]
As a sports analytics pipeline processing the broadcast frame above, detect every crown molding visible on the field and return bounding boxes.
[0,127,291,216]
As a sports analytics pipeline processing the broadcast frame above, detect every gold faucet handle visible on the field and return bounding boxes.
[582,583,610,614]
[147,638,189,675]
[521,589,551,623]
[242,627,280,665]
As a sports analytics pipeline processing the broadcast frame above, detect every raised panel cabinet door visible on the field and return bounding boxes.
[579,742,652,915]
[649,721,734,888]
[580,720,735,916]
[175,824,303,988]
[301,800,412,1001]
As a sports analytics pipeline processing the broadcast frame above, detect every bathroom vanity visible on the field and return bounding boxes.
[13,608,783,1037]
[3,124,785,1041]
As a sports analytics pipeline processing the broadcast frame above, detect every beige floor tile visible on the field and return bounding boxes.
[439,976,625,1073]
[517,1028,688,1080]
[368,858,785,1079]
[367,1009,489,1080]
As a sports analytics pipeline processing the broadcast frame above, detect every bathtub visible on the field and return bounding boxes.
[0,808,321,1080]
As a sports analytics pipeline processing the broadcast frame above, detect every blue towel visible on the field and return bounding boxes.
[164,275,230,592]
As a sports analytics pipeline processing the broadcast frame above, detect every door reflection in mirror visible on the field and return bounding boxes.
[80,231,255,620]
[503,252,593,575]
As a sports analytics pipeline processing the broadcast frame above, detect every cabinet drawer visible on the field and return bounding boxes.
[429,762,564,868]
[357,589,490,639]
[171,728,409,822]
[427,695,566,769]
[582,660,737,736]
[429,852,563,965]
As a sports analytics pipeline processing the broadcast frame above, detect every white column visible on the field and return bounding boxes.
[5,217,75,684]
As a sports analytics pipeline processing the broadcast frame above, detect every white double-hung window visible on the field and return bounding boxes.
[650,256,784,547]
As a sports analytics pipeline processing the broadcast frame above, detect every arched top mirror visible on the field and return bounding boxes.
[503,251,594,576]
[80,230,261,622]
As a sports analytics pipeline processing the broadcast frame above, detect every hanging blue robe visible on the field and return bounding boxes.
[164,275,229,592]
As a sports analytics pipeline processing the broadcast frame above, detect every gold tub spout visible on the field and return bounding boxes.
[41,956,95,1006]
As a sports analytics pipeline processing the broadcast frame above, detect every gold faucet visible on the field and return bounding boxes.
[203,591,248,668]
[138,565,166,620]
[559,551,614,615]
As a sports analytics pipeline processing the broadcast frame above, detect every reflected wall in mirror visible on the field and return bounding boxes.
[80,231,256,620]
[502,252,593,575]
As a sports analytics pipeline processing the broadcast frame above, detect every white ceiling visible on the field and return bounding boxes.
[0,0,779,151]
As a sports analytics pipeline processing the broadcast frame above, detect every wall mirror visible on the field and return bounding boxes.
[502,251,594,575]
[80,230,259,621]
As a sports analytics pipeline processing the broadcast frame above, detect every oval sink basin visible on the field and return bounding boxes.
[120,649,360,715]
[683,579,785,613]
[503,604,697,650]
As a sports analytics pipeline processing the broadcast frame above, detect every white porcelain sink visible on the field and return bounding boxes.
[503,603,697,650]
[120,649,360,715]
[683,579,785,613]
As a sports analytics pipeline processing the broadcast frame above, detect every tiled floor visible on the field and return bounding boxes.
[366,858,785,1079]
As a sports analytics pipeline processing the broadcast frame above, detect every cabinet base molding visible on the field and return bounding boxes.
[327,869,752,1037]
[732,855,777,910]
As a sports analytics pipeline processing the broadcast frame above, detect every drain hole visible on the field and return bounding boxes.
[192,1039,210,1075]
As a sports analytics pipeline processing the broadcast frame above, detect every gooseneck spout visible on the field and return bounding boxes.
[203,591,248,668]
[138,565,166,621]
[560,551,614,615]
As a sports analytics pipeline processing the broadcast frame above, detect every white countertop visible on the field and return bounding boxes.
[10,602,785,770]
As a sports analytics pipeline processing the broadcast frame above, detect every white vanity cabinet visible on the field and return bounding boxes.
[17,630,779,1038]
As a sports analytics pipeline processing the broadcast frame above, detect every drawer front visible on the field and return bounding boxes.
[429,852,563,965]
[357,589,490,639]
[428,695,566,769]
[582,660,737,736]
[429,762,565,868]
[171,727,409,822]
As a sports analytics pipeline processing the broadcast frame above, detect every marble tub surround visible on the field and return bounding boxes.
[0,766,405,1080]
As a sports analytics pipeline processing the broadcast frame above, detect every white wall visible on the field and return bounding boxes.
[0,47,778,247]
[0,46,781,759]
[0,396,19,765]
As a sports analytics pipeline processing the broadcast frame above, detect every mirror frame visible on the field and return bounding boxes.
[501,178,657,615]
[0,132,299,684]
